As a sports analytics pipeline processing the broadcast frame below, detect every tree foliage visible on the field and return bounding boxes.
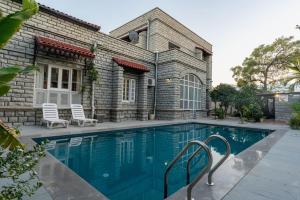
[0,0,38,150]
[233,84,263,122]
[209,84,237,118]
[0,1,46,199]
[289,102,300,129]
[0,144,46,199]
[232,36,300,91]
[0,0,38,48]
[283,58,300,91]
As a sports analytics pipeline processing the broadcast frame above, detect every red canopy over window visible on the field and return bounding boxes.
[112,57,150,72]
[36,36,95,58]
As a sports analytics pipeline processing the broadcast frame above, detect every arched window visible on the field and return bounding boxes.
[180,74,202,110]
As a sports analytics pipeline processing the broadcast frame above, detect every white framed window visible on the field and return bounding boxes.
[119,138,134,165]
[34,64,82,108]
[123,78,136,102]
[180,74,202,110]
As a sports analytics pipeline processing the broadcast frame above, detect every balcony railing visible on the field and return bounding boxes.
[34,88,81,108]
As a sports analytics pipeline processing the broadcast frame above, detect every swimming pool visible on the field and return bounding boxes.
[34,123,272,200]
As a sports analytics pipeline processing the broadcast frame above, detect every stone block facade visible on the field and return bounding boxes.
[275,93,300,121]
[0,0,213,125]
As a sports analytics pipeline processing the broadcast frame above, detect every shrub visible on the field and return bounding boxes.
[0,1,45,199]
[214,107,225,119]
[244,103,264,122]
[0,142,46,199]
[289,103,300,129]
[210,84,237,118]
[289,115,300,129]
[233,84,264,123]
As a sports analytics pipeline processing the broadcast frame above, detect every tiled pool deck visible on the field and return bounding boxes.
[16,119,299,200]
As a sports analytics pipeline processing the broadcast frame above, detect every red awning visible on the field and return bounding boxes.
[112,57,150,72]
[36,36,95,58]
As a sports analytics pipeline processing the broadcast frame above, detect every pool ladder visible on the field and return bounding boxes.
[163,134,231,200]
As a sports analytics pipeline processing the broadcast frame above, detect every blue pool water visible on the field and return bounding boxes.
[35,123,271,200]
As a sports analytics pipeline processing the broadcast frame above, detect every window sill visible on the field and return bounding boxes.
[122,101,136,104]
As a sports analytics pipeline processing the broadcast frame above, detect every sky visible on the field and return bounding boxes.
[38,0,300,86]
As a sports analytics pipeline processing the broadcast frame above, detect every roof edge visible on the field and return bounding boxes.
[110,7,212,48]
[12,0,101,32]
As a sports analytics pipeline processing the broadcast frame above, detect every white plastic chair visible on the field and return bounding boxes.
[41,103,69,128]
[69,137,83,147]
[71,104,97,127]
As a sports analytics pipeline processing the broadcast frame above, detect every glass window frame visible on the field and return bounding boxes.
[122,78,136,103]
[34,64,82,108]
[179,74,202,110]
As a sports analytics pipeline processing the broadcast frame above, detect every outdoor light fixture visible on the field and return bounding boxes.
[165,78,172,83]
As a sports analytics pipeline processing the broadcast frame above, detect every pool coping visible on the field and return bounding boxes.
[167,128,287,200]
[19,120,289,200]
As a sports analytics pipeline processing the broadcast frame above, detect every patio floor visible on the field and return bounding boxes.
[16,119,299,200]
[223,129,300,200]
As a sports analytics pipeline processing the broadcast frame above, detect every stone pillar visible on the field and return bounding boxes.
[206,55,212,85]
[195,48,203,60]
[137,73,148,120]
[205,55,212,111]
[111,63,124,122]
[136,31,147,49]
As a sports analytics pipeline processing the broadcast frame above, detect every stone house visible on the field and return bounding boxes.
[0,1,213,125]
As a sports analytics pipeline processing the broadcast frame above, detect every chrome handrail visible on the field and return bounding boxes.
[163,141,212,199]
[186,143,212,200]
[186,134,231,186]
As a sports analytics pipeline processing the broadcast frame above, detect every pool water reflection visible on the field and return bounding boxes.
[35,123,271,200]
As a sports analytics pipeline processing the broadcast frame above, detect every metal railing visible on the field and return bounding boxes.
[163,141,212,199]
[186,134,231,186]
[163,134,231,200]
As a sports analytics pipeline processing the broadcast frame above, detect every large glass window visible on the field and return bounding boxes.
[50,67,59,88]
[34,64,82,107]
[61,69,70,89]
[179,74,202,110]
[72,69,81,92]
[123,78,136,102]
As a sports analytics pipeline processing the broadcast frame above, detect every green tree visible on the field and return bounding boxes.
[233,84,263,123]
[0,1,46,199]
[209,84,237,118]
[0,0,38,149]
[289,102,300,129]
[209,88,219,119]
[283,58,300,91]
[232,36,300,91]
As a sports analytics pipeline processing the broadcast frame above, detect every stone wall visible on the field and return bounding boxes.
[110,7,212,52]
[0,0,155,125]
[275,93,300,121]
[0,0,212,125]
[156,49,208,120]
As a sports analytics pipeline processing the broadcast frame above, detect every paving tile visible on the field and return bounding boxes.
[223,130,300,200]
[224,174,300,200]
